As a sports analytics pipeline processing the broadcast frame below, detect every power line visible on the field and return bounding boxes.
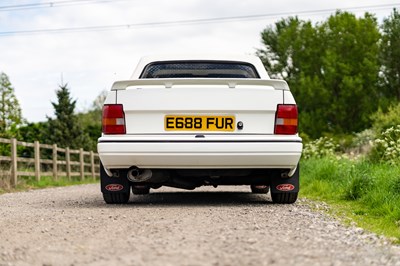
[0,0,92,9]
[0,0,131,12]
[1,3,399,36]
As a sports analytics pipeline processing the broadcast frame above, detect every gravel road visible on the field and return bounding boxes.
[0,184,399,266]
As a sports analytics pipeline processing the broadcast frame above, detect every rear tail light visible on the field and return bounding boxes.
[274,104,298,135]
[102,104,126,134]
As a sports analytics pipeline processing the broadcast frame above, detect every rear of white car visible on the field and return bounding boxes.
[97,55,302,204]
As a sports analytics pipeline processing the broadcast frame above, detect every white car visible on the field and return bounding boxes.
[97,55,302,204]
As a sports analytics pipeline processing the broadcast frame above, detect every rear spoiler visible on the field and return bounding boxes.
[111,78,290,91]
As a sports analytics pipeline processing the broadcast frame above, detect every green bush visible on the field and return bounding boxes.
[351,129,375,149]
[370,125,400,165]
[302,137,339,159]
[371,103,400,133]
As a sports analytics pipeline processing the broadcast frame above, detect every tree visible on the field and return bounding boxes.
[75,90,107,151]
[0,72,24,136]
[381,8,400,101]
[18,122,49,144]
[317,12,381,134]
[258,17,320,82]
[258,12,381,138]
[91,90,107,112]
[16,122,49,158]
[258,17,325,137]
[47,84,92,150]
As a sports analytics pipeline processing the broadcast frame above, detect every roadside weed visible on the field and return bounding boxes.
[301,158,400,242]
[370,125,400,165]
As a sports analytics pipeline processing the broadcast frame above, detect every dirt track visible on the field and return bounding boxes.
[0,184,399,266]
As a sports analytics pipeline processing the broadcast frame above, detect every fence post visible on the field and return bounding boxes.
[90,151,95,180]
[2,139,99,184]
[80,148,84,181]
[10,138,17,187]
[34,141,40,182]
[52,144,58,181]
[66,147,71,180]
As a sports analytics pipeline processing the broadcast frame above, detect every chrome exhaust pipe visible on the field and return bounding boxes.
[127,167,152,182]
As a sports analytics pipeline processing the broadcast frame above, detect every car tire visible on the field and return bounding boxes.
[271,192,298,204]
[132,185,150,195]
[103,192,130,204]
[250,185,270,194]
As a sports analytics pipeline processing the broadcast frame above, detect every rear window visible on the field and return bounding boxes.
[140,61,260,79]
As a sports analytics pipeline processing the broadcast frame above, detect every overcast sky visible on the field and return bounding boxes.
[1,0,399,122]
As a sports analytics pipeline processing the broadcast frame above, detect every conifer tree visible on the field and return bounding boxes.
[47,84,91,149]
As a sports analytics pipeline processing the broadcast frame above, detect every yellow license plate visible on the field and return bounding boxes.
[165,115,235,131]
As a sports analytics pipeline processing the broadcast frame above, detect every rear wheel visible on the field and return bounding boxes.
[270,165,300,204]
[250,185,269,194]
[103,192,130,204]
[271,192,298,204]
[132,185,150,195]
[100,162,131,204]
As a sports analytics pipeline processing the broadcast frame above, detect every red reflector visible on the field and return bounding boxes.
[102,104,126,134]
[274,104,298,135]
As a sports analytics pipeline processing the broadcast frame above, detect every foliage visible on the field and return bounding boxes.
[371,103,400,134]
[351,129,376,148]
[302,137,339,159]
[258,12,381,138]
[370,125,400,165]
[8,89,106,152]
[0,72,24,136]
[301,158,400,242]
[18,122,49,144]
[258,17,318,81]
[76,110,101,151]
[46,84,92,150]
[381,8,400,101]
[340,129,375,158]
[91,90,107,112]
[0,87,104,153]
[13,122,49,158]
[75,90,106,151]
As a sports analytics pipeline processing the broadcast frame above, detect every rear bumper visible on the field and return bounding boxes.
[98,135,302,171]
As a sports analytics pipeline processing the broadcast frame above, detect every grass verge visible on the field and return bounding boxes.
[300,157,400,243]
[0,175,98,195]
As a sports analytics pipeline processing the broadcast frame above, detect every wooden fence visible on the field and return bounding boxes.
[0,138,100,187]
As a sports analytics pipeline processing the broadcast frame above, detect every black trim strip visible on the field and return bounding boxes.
[98,140,302,143]
[110,133,285,136]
